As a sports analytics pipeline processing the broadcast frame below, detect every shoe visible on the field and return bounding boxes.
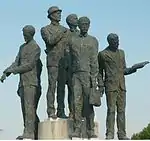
[87,131,97,139]
[16,135,24,140]
[71,128,81,138]
[118,136,130,140]
[71,132,80,138]
[57,112,68,119]
[48,113,57,119]
[88,134,97,139]
[105,135,114,139]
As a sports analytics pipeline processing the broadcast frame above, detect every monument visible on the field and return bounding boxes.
[0,5,149,140]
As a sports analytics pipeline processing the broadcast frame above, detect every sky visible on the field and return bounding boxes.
[0,0,150,139]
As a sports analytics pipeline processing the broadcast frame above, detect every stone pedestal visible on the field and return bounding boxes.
[38,118,71,139]
[38,118,100,140]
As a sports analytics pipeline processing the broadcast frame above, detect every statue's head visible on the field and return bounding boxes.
[107,33,119,50]
[78,16,90,35]
[47,6,62,22]
[22,25,35,43]
[66,14,78,30]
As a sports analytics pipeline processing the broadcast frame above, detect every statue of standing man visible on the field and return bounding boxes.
[41,6,67,119]
[97,33,149,140]
[69,17,98,138]
[0,25,42,140]
[57,14,79,118]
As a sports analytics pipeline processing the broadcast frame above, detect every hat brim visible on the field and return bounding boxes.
[49,9,62,15]
[47,9,62,18]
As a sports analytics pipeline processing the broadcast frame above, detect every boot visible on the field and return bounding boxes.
[48,113,57,119]
[118,136,130,140]
[105,134,114,140]
[87,130,97,139]
[16,135,24,140]
[57,110,68,119]
[71,128,81,138]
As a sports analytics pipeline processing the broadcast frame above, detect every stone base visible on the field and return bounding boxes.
[38,118,71,139]
[38,118,100,140]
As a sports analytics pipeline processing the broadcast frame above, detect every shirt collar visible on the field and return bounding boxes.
[79,33,88,37]
[70,28,78,32]
[51,21,59,26]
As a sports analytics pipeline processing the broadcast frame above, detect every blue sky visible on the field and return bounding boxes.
[0,0,150,139]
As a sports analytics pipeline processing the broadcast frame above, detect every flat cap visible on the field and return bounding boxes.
[47,6,62,16]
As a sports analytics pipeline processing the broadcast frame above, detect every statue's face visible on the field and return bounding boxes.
[51,11,61,22]
[78,22,90,34]
[109,37,119,49]
[69,16,78,27]
[23,31,32,43]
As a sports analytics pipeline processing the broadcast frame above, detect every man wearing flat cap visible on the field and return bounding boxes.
[41,6,68,119]
[0,25,42,139]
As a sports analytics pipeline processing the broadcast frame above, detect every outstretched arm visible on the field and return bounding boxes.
[3,50,20,75]
[131,61,149,71]
[0,47,21,82]
[122,50,137,75]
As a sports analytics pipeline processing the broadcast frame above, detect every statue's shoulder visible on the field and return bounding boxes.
[87,35,99,49]
[101,47,109,55]
[118,49,125,56]
[19,43,26,49]
[98,48,107,60]
[119,49,124,53]
[41,24,52,32]
[31,40,40,48]
[65,28,71,35]
[88,35,98,42]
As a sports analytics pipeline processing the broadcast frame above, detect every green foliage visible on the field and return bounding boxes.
[131,123,150,139]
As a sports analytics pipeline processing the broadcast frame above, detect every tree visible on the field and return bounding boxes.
[131,123,150,139]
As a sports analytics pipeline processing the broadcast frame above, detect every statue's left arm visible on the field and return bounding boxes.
[90,37,99,87]
[122,50,137,75]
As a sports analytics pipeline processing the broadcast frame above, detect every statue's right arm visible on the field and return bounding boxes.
[3,48,20,76]
[41,27,64,46]
[0,48,20,82]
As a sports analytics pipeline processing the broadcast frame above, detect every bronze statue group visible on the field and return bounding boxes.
[0,6,149,140]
